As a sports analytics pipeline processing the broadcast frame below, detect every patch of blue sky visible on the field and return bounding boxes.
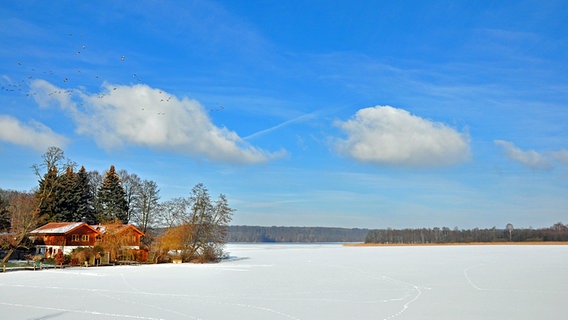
[1,0,567,228]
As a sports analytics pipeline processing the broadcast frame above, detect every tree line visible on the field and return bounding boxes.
[227,226,369,242]
[365,223,568,244]
[1,146,233,263]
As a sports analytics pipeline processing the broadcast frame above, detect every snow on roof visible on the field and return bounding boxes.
[29,222,87,234]
[30,222,143,236]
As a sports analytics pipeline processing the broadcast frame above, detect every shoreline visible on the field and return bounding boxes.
[344,241,568,247]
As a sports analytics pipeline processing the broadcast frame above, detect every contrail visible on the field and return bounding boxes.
[243,112,317,140]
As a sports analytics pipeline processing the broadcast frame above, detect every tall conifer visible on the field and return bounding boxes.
[76,166,96,223]
[97,165,128,223]
[56,167,79,221]
[38,166,61,221]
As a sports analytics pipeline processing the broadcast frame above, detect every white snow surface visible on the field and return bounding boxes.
[1,243,567,319]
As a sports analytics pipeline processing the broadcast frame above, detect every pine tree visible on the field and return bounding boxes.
[0,190,12,230]
[88,170,103,219]
[34,146,76,222]
[97,165,129,223]
[56,167,79,221]
[37,166,61,221]
[75,166,96,223]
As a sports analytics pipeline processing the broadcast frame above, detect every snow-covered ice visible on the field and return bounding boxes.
[1,244,567,319]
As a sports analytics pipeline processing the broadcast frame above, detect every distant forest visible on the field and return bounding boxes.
[365,223,568,244]
[227,226,369,243]
[226,223,568,244]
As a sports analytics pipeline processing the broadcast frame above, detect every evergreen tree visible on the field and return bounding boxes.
[37,166,61,221]
[97,165,128,223]
[88,170,103,219]
[56,167,79,221]
[0,189,11,230]
[75,166,96,223]
[34,146,76,222]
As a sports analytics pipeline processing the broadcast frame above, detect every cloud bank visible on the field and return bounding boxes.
[31,80,282,164]
[0,115,68,151]
[494,140,552,170]
[552,149,568,166]
[335,106,470,167]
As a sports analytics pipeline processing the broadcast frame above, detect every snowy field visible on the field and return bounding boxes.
[1,244,567,320]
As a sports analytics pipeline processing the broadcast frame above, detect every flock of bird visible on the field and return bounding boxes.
[2,32,225,117]
[3,33,131,95]
[1,33,160,115]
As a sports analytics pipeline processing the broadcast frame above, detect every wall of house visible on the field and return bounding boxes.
[121,229,141,247]
[34,235,66,246]
[36,245,81,257]
[64,225,100,247]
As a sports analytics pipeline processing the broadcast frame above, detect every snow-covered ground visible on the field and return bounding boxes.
[1,244,567,319]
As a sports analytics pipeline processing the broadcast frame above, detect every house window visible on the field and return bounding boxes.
[81,235,89,242]
[95,235,102,242]
[72,234,80,242]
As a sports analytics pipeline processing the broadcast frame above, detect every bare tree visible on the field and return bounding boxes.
[1,192,45,263]
[32,146,76,178]
[201,193,234,259]
[157,197,187,228]
[181,183,213,261]
[118,170,141,223]
[131,180,160,234]
[154,184,233,262]
[506,223,514,241]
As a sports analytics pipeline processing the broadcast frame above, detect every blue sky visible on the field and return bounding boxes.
[1,0,567,228]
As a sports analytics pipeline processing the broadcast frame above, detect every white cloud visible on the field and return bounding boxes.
[0,115,68,151]
[494,140,552,170]
[335,106,470,167]
[30,80,282,164]
[552,149,568,167]
[32,80,77,112]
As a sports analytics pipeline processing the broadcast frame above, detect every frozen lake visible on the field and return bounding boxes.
[1,244,567,319]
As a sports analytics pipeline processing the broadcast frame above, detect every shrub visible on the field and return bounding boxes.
[191,245,220,263]
[70,247,99,266]
[54,250,65,266]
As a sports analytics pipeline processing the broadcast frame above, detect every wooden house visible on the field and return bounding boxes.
[29,222,102,257]
[92,224,147,262]
[91,223,145,249]
[29,222,145,260]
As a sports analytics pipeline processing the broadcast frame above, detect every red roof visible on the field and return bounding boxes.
[30,222,144,236]
[29,222,100,235]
